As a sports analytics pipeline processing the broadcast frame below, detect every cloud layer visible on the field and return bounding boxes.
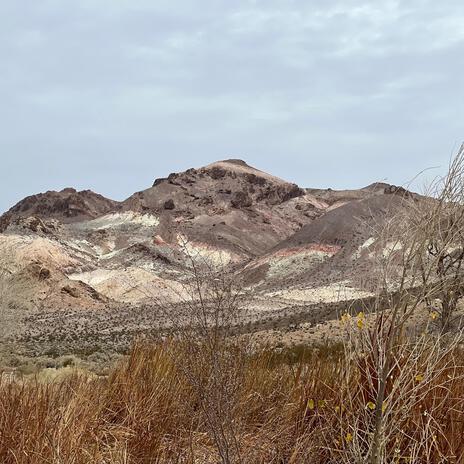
[0,0,463,212]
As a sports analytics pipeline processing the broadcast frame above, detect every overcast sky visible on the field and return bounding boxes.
[0,0,463,213]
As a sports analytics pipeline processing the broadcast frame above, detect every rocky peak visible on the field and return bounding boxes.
[131,159,306,215]
[1,188,119,224]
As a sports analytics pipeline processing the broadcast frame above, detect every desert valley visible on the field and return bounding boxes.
[0,158,422,368]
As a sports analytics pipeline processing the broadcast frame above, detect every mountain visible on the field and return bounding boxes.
[0,160,325,307]
[121,159,323,257]
[0,188,119,231]
[0,160,417,356]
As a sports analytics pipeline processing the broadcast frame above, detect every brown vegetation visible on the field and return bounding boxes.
[0,337,463,464]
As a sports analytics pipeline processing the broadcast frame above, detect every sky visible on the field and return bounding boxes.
[0,0,463,213]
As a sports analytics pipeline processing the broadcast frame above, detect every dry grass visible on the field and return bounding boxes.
[1,337,463,464]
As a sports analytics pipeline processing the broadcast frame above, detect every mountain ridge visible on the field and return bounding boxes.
[0,159,416,336]
[0,158,423,360]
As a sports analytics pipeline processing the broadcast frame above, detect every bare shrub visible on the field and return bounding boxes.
[321,314,464,463]
[326,143,464,463]
[148,234,252,464]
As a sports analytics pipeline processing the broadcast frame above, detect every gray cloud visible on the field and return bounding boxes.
[0,0,463,212]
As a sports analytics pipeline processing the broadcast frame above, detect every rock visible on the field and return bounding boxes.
[245,173,266,186]
[231,191,252,208]
[1,188,118,224]
[198,196,213,206]
[384,185,411,197]
[152,177,167,187]
[153,235,166,245]
[61,285,80,298]
[0,213,12,233]
[167,173,179,185]
[209,167,227,179]
[27,263,51,280]
[39,268,51,280]
[256,184,304,205]
[163,199,175,210]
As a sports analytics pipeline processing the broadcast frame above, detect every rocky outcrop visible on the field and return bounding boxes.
[384,185,412,197]
[163,199,175,210]
[0,213,11,233]
[231,191,252,208]
[116,159,318,258]
[1,188,119,224]
[256,183,304,205]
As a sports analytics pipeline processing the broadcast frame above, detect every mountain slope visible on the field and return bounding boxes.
[239,190,415,304]
[121,159,324,257]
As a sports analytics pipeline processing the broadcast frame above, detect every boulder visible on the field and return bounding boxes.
[163,199,175,210]
[231,191,252,208]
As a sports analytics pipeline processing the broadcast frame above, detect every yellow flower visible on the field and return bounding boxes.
[415,374,424,382]
[345,432,353,443]
[367,401,376,411]
[307,399,315,410]
[318,400,327,408]
[341,313,351,323]
[357,312,365,329]
[430,311,438,320]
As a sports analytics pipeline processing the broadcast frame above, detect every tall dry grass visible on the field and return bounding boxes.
[1,337,463,463]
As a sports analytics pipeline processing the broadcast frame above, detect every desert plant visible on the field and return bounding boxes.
[325,312,464,464]
[415,143,464,331]
[332,143,464,463]
[1,337,464,462]
[138,234,252,464]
